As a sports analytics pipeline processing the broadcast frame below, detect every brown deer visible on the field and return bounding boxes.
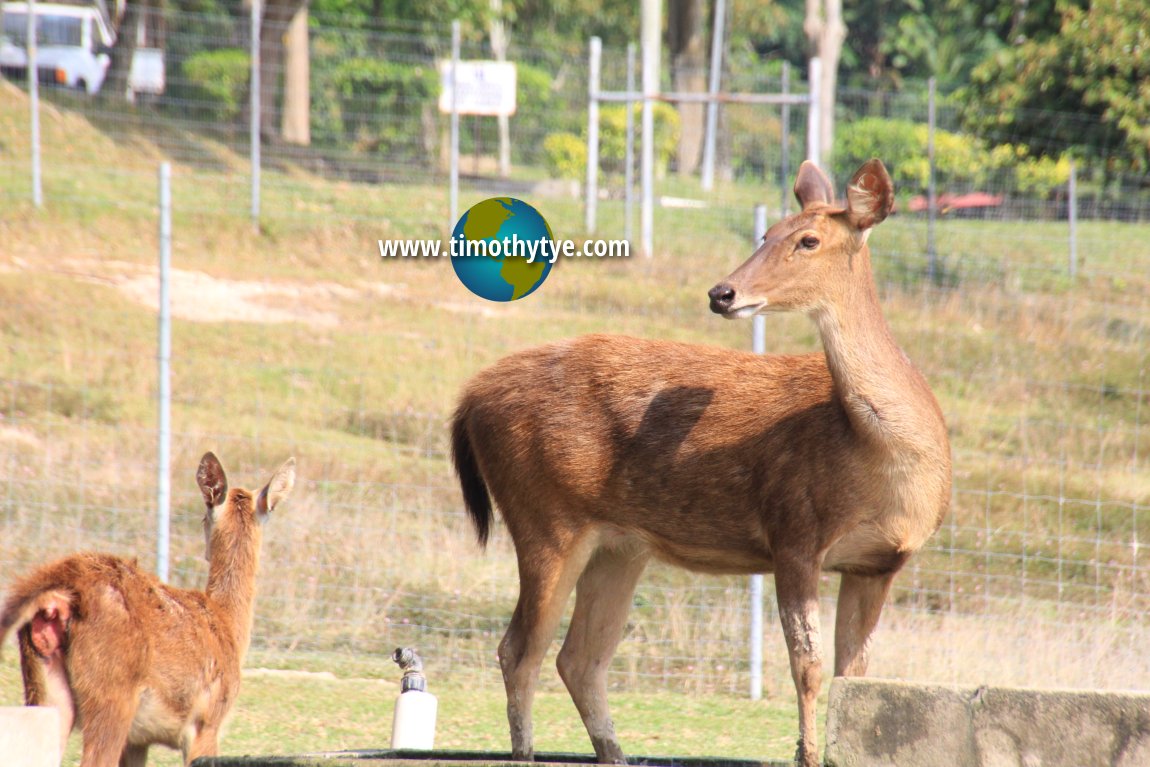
[0,452,295,767]
[451,159,951,767]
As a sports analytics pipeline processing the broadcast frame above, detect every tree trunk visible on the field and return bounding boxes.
[803,0,843,166]
[259,0,305,143]
[281,3,309,145]
[489,0,510,177]
[668,0,706,175]
[102,1,141,101]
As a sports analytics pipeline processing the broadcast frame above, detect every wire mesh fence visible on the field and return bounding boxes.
[1,9,1149,703]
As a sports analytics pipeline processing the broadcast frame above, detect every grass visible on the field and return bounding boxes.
[0,78,1149,762]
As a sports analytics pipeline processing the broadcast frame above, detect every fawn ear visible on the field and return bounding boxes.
[794,161,835,210]
[257,457,296,519]
[197,452,228,508]
[844,158,894,233]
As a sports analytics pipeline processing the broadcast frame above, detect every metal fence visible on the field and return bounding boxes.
[1,9,1149,702]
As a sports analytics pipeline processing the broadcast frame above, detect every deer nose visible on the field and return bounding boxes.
[708,283,736,314]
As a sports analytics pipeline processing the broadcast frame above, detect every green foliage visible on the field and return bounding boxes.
[835,117,1071,197]
[181,48,250,122]
[959,0,1150,170]
[597,103,680,176]
[333,58,437,159]
[542,132,586,180]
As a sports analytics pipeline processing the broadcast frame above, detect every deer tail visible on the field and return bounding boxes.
[451,400,493,548]
[0,569,75,660]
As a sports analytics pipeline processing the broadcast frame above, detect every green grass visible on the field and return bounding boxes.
[0,653,807,765]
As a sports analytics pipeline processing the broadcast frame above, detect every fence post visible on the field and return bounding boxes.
[249,0,261,229]
[584,37,602,234]
[157,163,172,584]
[449,20,461,229]
[624,43,636,244]
[806,57,821,164]
[927,77,938,285]
[749,203,768,701]
[640,0,659,258]
[1068,158,1078,278]
[26,0,42,207]
[700,0,726,192]
[780,61,791,217]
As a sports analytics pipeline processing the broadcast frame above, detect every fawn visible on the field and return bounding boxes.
[0,452,295,767]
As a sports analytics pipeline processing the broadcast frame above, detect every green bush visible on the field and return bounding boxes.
[182,49,250,122]
[597,103,680,176]
[542,132,586,179]
[333,59,437,159]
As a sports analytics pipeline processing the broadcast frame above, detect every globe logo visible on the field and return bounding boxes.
[450,198,556,302]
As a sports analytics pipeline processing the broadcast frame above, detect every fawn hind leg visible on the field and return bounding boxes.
[500,530,597,760]
[557,544,649,764]
[833,571,895,677]
[19,619,76,755]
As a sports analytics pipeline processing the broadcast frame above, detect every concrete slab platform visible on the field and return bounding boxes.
[191,749,789,767]
[824,677,1150,767]
[0,706,61,767]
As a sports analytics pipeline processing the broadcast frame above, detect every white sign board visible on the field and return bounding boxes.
[438,60,517,116]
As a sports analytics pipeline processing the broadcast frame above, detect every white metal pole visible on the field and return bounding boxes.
[927,77,937,284]
[1068,158,1078,278]
[26,0,42,207]
[250,0,261,228]
[640,0,660,258]
[157,162,172,584]
[806,57,821,165]
[585,37,602,234]
[780,61,791,216]
[749,202,768,701]
[700,0,726,192]
[450,20,461,229]
[624,43,636,244]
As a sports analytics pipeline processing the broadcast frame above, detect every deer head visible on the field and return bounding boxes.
[196,452,295,562]
[708,159,894,318]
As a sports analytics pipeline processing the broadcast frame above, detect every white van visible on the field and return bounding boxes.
[0,1,163,97]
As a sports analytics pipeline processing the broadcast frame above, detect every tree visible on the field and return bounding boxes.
[804,0,844,164]
[668,0,706,175]
[961,0,1150,170]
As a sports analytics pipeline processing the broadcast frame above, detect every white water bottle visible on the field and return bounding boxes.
[390,648,437,750]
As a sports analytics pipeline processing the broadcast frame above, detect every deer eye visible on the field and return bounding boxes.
[799,235,820,250]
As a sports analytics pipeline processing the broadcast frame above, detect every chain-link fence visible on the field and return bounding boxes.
[1,9,1148,701]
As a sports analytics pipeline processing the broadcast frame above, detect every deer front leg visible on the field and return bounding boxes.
[834,571,895,677]
[775,559,824,767]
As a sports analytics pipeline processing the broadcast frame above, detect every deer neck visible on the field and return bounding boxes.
[205,529,262,653]
[812,247,943,458]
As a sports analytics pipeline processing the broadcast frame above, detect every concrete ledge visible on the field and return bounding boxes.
[192,750,789,767]
[824,677,1150,767]
[0,706,61,767]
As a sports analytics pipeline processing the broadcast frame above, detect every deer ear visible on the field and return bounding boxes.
[794,161,835,210]
[197,452,228,508]
[845,159,894,232]
[257,457,296,518]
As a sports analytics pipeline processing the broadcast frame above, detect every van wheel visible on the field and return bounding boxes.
[76,79,88,93]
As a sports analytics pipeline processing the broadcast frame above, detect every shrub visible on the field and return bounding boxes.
[333,59,437,159]
[542,132,586,179]
[597,103,680,176]
[181,49,250,122]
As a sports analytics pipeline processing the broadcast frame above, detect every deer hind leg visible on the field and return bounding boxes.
[774,557,824,767]
[185,725,220,765]
[557,545,649,765]
[833,571,895,677]
[77,696,137,767]
[119,744,148,767]
[500,532,596,761]
[18,624,76,754]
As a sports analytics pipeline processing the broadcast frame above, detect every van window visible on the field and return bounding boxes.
[2,12,84,47]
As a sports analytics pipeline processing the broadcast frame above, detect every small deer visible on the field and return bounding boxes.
[451,159,951,767]
[0,452,295,767]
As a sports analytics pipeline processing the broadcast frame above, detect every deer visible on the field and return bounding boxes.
[450,159,951,767]
[0,452,295,767]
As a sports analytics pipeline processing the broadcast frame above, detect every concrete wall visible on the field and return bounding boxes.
[0,706,61,767]
[824,677,1150,767]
